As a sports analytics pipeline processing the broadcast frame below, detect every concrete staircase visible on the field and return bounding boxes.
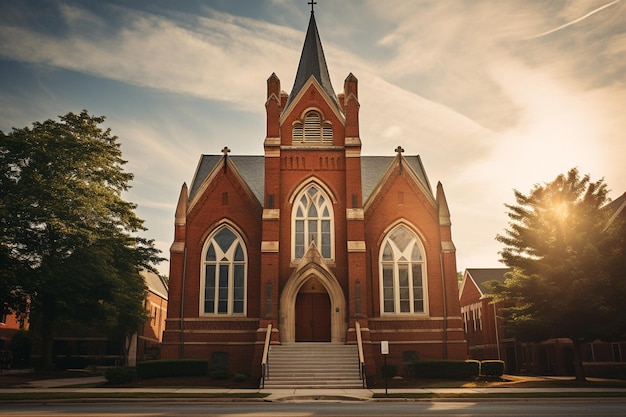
[261,343,365,389]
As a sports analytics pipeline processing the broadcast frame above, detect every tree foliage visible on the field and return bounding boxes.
[491,168,626,381]
[1,111,162,368]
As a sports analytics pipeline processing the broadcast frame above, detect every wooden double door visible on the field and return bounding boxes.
[295,292,331,342]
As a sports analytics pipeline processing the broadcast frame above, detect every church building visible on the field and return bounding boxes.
[161,7,467,381]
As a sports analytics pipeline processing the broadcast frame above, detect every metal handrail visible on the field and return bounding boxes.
[260,323,272,389]
[355,321,366,388]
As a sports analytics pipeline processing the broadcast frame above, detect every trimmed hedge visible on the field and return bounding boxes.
[209,369,230,380]
[137,359,209,379]
[105,366,138,384]
[54,356,89,370]
[480,360,505,377]
[408,360,480,380]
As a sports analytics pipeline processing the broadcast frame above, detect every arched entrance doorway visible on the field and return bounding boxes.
[279,250,347,343]
[295,277,331,342]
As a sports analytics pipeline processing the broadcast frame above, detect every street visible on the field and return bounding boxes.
[1,399,626,416]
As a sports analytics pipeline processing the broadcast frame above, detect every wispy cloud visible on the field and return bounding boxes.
[531,0,621,39]
[1,0,624,273]
[0,4,301,112]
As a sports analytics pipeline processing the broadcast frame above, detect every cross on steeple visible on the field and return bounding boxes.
[395,146,405,174]
[308,0,317,13]
[222,146,230,171]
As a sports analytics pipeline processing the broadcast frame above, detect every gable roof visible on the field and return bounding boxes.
[141,269,168,300]
[188,155,432,208]
[188,155,266,205]
[284,11,340,114]
[605,191,626,227]
[464,268,510,297]
[361,155,433,207]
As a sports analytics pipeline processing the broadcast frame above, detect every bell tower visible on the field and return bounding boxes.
[260,5,366,343]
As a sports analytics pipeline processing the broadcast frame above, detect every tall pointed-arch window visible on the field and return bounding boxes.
[292,110,333,144]
[202,226,247,315]
[379,225,426,315]
[293,184,333,259]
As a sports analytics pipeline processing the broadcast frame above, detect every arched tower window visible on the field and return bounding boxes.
[379,225,426,315]
[292,110,333,144]
[292,184,333,259]
[201,226,247,315]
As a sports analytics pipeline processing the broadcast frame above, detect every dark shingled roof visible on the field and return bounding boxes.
[188,155,433,207]
[466,268,510,295]
[141,269,168,300]
[284,12,340,113]
[361,156,432,202]
[605,192,626,227]
[188,156,265,204]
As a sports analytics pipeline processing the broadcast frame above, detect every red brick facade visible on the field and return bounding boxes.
[162,12,466,378]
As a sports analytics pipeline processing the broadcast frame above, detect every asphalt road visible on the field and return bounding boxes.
[1,399,626,416]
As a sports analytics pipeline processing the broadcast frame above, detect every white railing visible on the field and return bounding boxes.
[355,321,366,388]
[260,323,272,388]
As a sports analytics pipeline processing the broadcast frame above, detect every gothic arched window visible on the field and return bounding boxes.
[201,226,247,315]
[292,110,333,144]
[292,184,333,259]
[379,225,426,314]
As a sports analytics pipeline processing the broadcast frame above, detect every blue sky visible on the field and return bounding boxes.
[1,0,625,276]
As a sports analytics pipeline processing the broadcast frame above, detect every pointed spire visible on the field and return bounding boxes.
[436,181,451,226]
[175,183,188,226]
[285,10,339,111]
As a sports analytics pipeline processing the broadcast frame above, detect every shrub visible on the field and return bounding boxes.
[137,359,209,379]
[409,360,480,380]
[54,356,89,370]
[381,363,397,378]
[105,366,137,384]
[481,360,505,377]
[233,373,247,383]
[209,369,230,380]
[9,330,33,369]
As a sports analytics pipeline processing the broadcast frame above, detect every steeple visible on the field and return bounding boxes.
[284,8,340,112]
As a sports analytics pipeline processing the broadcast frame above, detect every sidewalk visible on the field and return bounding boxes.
[1,375,626,402]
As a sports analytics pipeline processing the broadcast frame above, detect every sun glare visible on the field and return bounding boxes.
[551,201,569,222]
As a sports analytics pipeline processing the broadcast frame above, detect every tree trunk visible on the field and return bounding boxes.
[571,338,586,382]
[122,333,137,366]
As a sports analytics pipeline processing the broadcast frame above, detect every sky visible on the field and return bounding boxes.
[1,0,625,277]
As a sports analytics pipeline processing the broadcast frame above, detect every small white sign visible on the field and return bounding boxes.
[381,341,389,355]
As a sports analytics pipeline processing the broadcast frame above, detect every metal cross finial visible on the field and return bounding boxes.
[222,146,231,171]
[308,0,317,13]
[395,146,405,175]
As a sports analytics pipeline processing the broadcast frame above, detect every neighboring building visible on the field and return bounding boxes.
[137,270,168,361]
[0,309,27,351]
[47,270,168,368]
[162,9,467,378]
[460,194,626,376]
[605,192,626,229]
[459,268,518,372]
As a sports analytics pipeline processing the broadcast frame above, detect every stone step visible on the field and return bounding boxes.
[261,343,365,389]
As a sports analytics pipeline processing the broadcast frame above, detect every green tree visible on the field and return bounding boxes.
[491,168,625,382]
[1,111,162,368]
